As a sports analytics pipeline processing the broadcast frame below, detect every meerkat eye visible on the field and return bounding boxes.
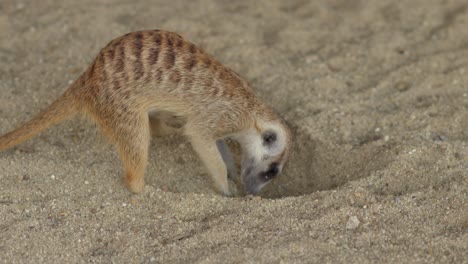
[263,131,277,145]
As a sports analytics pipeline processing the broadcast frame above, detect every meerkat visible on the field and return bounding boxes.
[0,30,292,196]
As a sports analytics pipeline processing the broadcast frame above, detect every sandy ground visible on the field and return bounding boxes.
[0,0,467,263]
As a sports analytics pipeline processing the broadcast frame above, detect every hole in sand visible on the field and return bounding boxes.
[256,129,395,198]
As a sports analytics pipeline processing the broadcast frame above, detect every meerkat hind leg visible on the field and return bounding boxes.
[99,113,150,193]
[216,140,238,180]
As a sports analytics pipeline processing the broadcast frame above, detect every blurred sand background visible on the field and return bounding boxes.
[0,0,467,263]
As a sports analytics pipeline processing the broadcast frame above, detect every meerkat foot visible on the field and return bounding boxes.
[124,172,145,193]
[119,139,149,194]
[222,189,233,197]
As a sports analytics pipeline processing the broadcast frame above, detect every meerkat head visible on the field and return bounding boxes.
[234,117,292,195]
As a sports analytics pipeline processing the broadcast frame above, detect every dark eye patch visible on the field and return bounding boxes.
[263,131,277,145]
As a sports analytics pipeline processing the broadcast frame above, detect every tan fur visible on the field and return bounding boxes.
[0,30,292,196]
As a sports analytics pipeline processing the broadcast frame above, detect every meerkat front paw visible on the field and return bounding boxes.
[222,189,233,197]
[221,180,240,197]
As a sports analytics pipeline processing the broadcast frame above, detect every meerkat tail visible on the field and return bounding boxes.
[0,89,79,151]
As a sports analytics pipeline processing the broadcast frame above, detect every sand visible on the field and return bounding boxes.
[0,0,467,263]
